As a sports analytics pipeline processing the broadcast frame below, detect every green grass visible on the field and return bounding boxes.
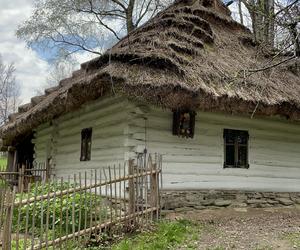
[284,232,300,249]
[0,157,7,170]
[110,219,200,250]
[10,220,200,250]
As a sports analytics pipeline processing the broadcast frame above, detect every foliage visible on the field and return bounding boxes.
[0,157,7,171]
[13,182,105,237]
[110,219,200,250]
[16,0,173,61]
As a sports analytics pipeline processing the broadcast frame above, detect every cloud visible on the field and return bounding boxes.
[0,0,104,104]
[0,0,251,106]
[0,0,50,104]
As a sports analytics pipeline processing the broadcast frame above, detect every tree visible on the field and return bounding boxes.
[0,55,20,125]
[35,59,76,95]
[239,0,275,47]
[230,0,299,55]
[17,0,172,60]
[274,0,299,56]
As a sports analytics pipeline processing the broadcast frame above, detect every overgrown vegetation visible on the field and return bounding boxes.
[0,157,7,170]
[109,219,200,250]
[284,232,300,249]
[13,182,105,237]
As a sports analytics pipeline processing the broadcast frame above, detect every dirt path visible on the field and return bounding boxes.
[166,207,300,250]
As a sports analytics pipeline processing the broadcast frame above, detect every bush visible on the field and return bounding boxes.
[13,182,105,237]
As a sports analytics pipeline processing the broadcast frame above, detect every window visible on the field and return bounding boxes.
[172,110,196,138]
[80,128,92,161]
[223,129,249,168]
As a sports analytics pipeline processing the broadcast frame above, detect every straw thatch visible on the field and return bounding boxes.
[1,0,299,145]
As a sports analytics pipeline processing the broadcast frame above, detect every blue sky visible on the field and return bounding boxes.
[0,0,247,104]
[0,0,98,103]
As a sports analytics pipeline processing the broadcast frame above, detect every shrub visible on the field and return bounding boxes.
[13,182,105,237]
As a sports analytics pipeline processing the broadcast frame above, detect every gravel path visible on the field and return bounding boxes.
[166,207,300,250]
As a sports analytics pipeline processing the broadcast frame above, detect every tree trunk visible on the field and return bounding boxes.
[263,0,275,48]
[238,0,244,25]
[290,22,300,56]
[126,0,136,33]
[268,0,275,47]
[244,0,274,46]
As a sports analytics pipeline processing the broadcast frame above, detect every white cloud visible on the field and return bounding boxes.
[71,49,103,67]
[0,0,105,104]
[0,0,50,104]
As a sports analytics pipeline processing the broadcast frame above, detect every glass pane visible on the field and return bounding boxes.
[225,133,235,144]
[179,112,192,136]
[87,141,92,160]
[238,146,248,167]
[225,145,235,166]
[81,139,86,161]
[237,134,247,144]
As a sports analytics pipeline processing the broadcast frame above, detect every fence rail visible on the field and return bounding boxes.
[0,163,48,191]
[0,154,162,250]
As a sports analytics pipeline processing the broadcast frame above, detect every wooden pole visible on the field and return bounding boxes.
[128,160,135,215]
[14,169,157,207]
[17,165,25,193]
[150,163,159,219]
[30,207,157,250]
[2,188,15,250]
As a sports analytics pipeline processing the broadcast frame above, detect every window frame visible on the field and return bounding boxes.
[223,129,249,169]
[80,127,92,161]
[172,110,196,138]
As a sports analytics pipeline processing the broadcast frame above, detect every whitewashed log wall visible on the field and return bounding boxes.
[33,96,132,179]
[128,104,300,192]
[33,97,300,192]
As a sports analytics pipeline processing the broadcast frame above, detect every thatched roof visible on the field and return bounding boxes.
[1,0,300,146]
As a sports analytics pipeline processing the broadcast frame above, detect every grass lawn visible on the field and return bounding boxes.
[9,220,201,250]
[110,219,201,250]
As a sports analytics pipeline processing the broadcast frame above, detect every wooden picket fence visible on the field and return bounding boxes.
[0,163,49,192]
[0,154,162,250]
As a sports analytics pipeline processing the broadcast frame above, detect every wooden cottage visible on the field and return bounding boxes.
[1,0,300,208]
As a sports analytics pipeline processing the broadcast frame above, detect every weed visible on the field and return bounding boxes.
[110,219,200,250]
[284,232,300,249]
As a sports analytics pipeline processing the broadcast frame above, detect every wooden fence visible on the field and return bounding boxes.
[0,163,48,192]
[0,154,162,250]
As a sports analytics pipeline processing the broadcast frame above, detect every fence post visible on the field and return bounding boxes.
[46,159,50,182]
[150,162,159,219]
[18,165,25,193]
[2,188,15,250]
[128,159,135,215]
